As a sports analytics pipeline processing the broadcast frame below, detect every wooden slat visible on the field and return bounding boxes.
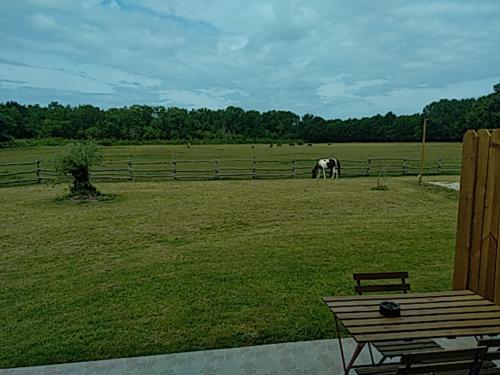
[355,284,410,293]
[379,345,441,356]
[479,130,497,300]
[478,338,500,347]
[484,351,500,362]
[354,364,399,375]
[335,304,500,320]
[495,222,500,304]
[453,130,478,290]
[327,294,483,308]
[355,326,500,342]
[342,312,500,327]
[322,290,473,303]
[353,272,408,280]
[492,130,500,304]
[469,129,491,292]
[331,299,493,314]
[401,360,478,375]
[403,346,485,362]
[376,339,443,350]
[348,318,500,335]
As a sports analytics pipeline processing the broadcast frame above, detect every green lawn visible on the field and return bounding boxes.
[0,142,463,183]
[0,177,458,368]
[0,142,462,164]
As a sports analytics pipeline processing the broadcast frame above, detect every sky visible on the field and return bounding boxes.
[1,0,499,119]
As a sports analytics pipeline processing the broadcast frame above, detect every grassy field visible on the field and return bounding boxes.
[0,142,462,164]
[0,177,459,368]
[0,142,463,183]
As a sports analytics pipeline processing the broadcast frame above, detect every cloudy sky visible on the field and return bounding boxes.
[1,0,499,119]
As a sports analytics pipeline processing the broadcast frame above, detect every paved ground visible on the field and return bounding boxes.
[0,339,374,375]
[0,337,479,375]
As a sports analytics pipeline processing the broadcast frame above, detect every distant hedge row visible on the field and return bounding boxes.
[1,84,499,145]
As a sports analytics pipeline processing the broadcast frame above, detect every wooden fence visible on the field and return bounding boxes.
[453,129,500,303]
[0,156,460,187]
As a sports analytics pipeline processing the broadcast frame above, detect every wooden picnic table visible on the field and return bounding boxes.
[323,289,500,374]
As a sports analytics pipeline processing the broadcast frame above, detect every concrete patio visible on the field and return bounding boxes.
[0,337,477,375]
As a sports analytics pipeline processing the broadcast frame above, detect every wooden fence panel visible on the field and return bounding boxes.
[454,129,500,303]
[1,156,461,187]
[453,130,478,290]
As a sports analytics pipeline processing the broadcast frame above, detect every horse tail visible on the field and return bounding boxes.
[336,159,341,177]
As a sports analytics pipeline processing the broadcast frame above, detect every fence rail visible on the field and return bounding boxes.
[0,157,461,187]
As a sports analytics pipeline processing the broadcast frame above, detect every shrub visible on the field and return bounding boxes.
[55,142,102,197]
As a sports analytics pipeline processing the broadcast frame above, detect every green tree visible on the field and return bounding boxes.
[55,142,102,197]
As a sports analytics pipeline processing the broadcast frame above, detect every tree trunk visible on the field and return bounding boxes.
[70,167,98,196]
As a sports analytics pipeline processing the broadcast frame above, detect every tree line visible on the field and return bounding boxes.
[1,84,499,145]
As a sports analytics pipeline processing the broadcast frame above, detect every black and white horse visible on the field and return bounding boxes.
[312,158,341,179]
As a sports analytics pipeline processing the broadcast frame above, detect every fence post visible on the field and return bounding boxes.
[172,158,177,180]
[252,157,257,179]
[437,157,442,174]
[36,160,41,183]
[292,159,296,178]
[214,158,219,180]
[366,158,372,176]
[128,160,133,181]
[403,159,408,175]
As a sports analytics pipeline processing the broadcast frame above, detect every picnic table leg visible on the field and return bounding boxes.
[334,315,366,374]
[346,343,366,374]
[334,315,348,373]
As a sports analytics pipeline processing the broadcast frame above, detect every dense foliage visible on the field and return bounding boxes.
[55,142,102,197]
[1,85,499,145]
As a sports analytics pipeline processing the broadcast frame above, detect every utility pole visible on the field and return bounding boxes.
[418,118,427,184]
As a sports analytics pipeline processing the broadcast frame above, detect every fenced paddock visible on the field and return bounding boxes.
[0,157,461,187]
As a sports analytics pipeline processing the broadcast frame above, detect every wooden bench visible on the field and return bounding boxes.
[353,272,443,363]
[354,346,487,375]
[476,338,500,374]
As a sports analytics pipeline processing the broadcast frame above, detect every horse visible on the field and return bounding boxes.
[312,158,341,179]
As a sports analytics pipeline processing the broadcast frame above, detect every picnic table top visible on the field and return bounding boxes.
[323,289,500,343]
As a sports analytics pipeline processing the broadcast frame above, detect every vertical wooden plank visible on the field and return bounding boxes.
[495,217,500,303]
[478,131,493,297]
[128,160,133,181]
[490,130,500,304]
[469,130,491,293]
[491,209,500,302]
[418,119,428,184]
[453,130,478,290]
[36,160,41,184]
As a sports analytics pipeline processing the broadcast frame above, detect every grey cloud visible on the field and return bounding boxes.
[0,0,499,118]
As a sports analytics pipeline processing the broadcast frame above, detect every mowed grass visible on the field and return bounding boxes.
[0,142,462,164]
[0,177,458,368]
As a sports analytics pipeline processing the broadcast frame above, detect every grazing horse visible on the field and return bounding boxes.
[312,158,341,179]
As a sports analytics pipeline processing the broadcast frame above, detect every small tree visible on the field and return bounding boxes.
[56,142,102,197]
